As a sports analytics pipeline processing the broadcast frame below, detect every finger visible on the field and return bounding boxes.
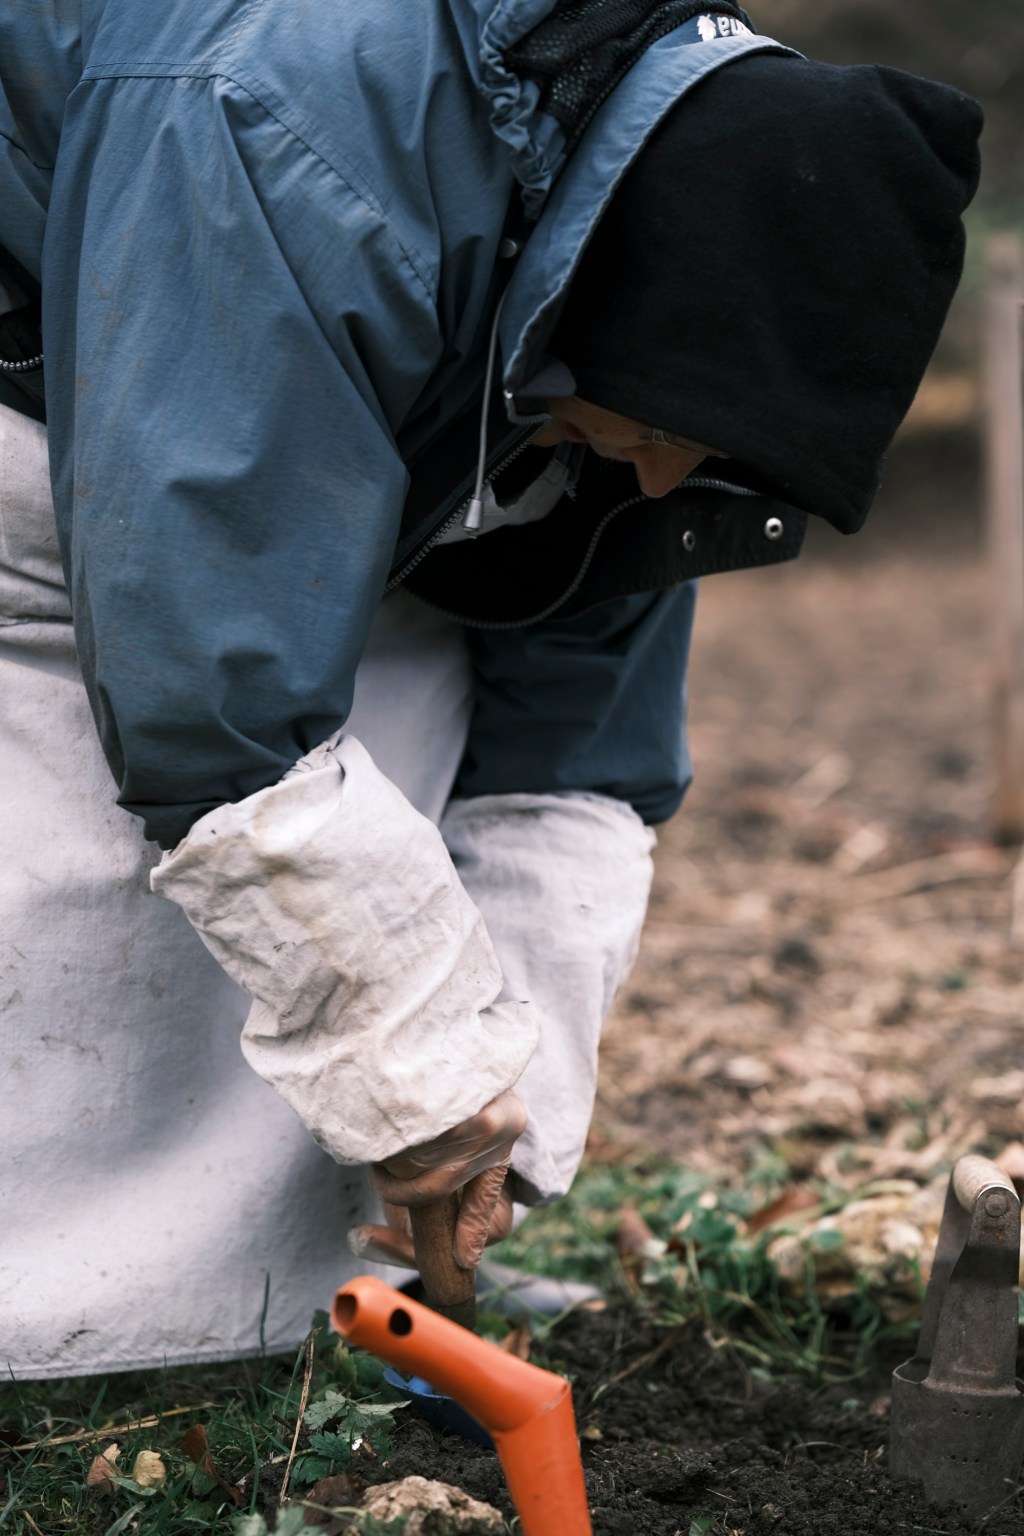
[373,1142,521,1205]
[371,1159,467,1208]
[381,1201,413,1240]
[348,1222,417,1267]
[371,1137,520,1206]
[453,1163,513,1269]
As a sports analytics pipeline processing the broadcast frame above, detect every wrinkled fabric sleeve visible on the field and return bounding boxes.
[442,790,655,1204]
[151,733,541,1165]
[44,73,443,848]
[455,586,697,825]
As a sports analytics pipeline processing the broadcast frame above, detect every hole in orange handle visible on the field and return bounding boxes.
[389,1307,413,1337]
[334,1294,357,1329]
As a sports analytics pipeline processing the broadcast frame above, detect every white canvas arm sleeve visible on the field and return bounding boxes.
[150,734,540,1165]
[440,791,655,1205]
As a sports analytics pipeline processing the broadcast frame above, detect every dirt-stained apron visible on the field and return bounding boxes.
[0,401,473,1377]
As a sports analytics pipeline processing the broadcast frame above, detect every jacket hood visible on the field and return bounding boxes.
[549,53,984,532]
[497,10,796,399]
[464,0,756,216]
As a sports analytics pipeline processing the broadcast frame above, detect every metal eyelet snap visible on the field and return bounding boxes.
[681,529,697,552]
[764,517,784,541]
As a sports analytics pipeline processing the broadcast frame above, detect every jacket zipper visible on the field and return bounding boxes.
[683,475,760,497]
[386,426,541,592]
[414,492,645,631]
[0,352,44,373]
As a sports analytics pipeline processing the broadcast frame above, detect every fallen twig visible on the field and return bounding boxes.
[13,1402,215,1453]
[606,1328,688,1386]
[843,847,1007,905]
[784,1440,859,1467]
[279,1325,321,1504]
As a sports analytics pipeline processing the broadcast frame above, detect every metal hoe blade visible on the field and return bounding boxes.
[890,1154,1024,1519]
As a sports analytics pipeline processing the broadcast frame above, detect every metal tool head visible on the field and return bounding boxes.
[890,1155,1024,1519]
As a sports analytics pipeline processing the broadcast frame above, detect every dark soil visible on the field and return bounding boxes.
[358,1302,1018,1535]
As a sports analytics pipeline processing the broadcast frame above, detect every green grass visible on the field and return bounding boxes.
[500,1157,921,1380]
[0,1316,418,1535]
[1,1158,922,1533]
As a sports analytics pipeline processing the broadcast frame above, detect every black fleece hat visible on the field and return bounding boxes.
[551,54,983,532]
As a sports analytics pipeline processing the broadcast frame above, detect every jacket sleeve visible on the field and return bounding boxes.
[455,585,698,824]
[44,73,444,848]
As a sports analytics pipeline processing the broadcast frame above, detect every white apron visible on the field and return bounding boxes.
[0,401,474,1377]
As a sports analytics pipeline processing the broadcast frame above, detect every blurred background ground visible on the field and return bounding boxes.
[595,0,1024,1201]
[597,450,1024,1190]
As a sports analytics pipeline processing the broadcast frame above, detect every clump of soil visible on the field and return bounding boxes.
[358,1303,1013,1535]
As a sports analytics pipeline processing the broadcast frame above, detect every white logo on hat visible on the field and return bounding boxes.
[697,14,753,41]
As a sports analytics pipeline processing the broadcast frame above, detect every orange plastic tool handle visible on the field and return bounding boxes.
[333,1275,592,1536]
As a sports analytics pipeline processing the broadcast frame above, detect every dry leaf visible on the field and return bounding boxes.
[766,1184,945,1322]
[747,1186,822,1235]
[616,1204,660,1259]
[131,1449,167,1489]
[792,1076,866,1134]
[497,1322,531,1360]
[831,823,888,874]
[304,1472,366,1526]
[724,1055,774,1089]
[615,1204,667,1291]
[85,1443,120,1493]
[178,1423,208,1464]
[177,1423,244,1506]
[969,1070,1024,1104]
[790,752,851,809]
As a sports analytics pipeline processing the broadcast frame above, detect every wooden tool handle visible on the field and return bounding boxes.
[952,1154,1018,1213]
[409,1194,477,1331]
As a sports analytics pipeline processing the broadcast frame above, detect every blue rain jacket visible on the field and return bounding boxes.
[0,1,793,847]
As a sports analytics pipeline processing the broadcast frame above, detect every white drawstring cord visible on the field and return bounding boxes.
[461,287,509,535]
